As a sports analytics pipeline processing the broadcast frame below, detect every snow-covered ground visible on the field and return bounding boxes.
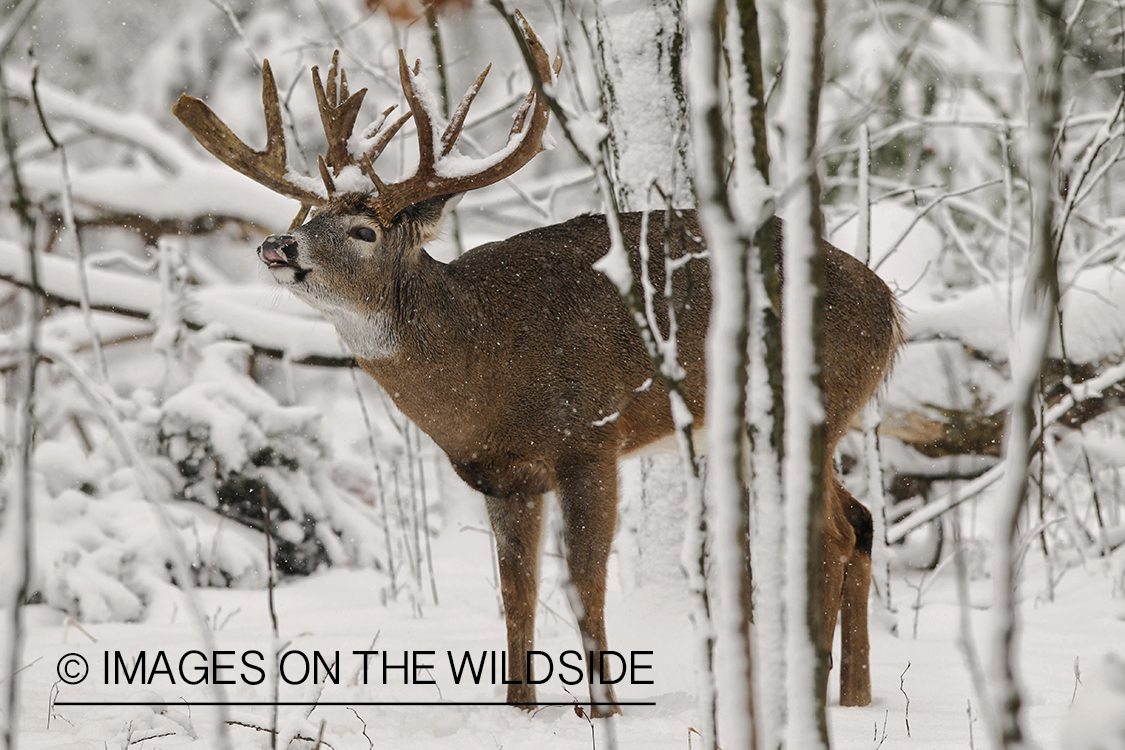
[13,483,1125,750]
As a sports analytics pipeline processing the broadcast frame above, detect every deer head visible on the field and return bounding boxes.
[172,12,558,352]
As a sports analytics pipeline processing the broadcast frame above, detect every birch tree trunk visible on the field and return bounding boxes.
[779,0,830,745]
[685,0,774,746]
[596,0,693,210]
[594,0,696,596]
[985,0,1063,747]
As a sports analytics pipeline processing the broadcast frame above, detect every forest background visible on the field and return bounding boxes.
[1,0,1124,748]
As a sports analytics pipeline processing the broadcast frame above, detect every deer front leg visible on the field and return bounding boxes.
[555,453,621,718]
[485,493,545,709]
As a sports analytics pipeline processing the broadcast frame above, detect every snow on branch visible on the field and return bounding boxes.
[906,262,1125,366]
[0,239,354,367]
[3,66,302,230]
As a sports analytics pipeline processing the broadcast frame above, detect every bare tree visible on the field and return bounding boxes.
[984,0,1064,747]
[684,0,759,742]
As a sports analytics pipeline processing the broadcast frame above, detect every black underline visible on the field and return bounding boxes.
[54,700,656,707]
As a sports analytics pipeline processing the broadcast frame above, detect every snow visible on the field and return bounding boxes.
[595,0,694,209]
[1060,653,1125,750]
[8,510,1124,749]
[0,238,352,364]
[4,2,1125,749]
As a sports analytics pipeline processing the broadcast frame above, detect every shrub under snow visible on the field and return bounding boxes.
[10,336,391,622]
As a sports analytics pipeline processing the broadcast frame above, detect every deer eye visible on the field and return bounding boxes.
[349,226,378,242]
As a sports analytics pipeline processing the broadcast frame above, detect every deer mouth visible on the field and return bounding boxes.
[259,244,293,269]
[257,244,311,284]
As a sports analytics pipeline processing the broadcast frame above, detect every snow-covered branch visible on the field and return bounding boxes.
[0,239,353,367]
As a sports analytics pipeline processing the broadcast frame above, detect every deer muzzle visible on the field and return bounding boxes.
[259,234,297,268]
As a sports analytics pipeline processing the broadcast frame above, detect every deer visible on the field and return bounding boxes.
[173,14,899,715]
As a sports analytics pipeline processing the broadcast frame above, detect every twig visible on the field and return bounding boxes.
[874,710,889,749]
[870,179,1004,276]
[28,56,107,382]
[413,425,439,605]
[565,687,597,750]
[260,488,279,750]
[968,699,976,750]
[128,731,177,745]
[1070,656,1081,705]
[349,369,398,597]
[0,0,41,58]
[1,31,42,750]
[903,573,926,639]
[899,662,912,737]
[225,719,332,749]
[346,707,374,750]
[206,0,262,73]
[951,510,994,738]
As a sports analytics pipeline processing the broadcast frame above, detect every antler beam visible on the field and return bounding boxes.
[366,9,557,224]
[173,61,326,206]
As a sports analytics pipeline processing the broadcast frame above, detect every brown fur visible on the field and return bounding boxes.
[262,198,901,714]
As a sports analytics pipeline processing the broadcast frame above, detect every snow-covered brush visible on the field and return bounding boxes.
[157,340,389,578]
[6,332,398,622]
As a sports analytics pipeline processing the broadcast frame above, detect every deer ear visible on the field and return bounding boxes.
[399,194,461,242]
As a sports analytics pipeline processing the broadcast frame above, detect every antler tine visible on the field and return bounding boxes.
[397,52,437,176]
[440,64,491,158]
[367,14,555,224]
[313,50,368,178]
[327,51,339,104]
[173,60,325,206]
[364,105,414,165]
[507,50,561,140]
[359,152,389,195]
[317,155,336,194]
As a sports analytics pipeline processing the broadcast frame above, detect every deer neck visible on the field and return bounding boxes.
[343,250,491,454]
[321,248,477,367]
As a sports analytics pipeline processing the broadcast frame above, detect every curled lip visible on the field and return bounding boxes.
[259,245,291,269]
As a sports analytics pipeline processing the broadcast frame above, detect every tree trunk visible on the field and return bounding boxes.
[596,0,693,210]
[779,0,830,745]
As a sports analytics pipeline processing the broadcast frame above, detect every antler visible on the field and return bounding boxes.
[366,9,558,224]
[173,61,326,207]
[173,10,556,227]
[312,51,367,193]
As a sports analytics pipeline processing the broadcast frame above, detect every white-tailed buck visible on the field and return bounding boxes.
[174,14,899,714]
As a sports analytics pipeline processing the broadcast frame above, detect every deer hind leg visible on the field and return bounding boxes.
[555,453,621,717]
[819,471,858,704]
[839,488,873,706]
[485,493,545,709]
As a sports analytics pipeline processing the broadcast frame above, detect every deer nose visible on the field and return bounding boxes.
[259,234,297,266]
